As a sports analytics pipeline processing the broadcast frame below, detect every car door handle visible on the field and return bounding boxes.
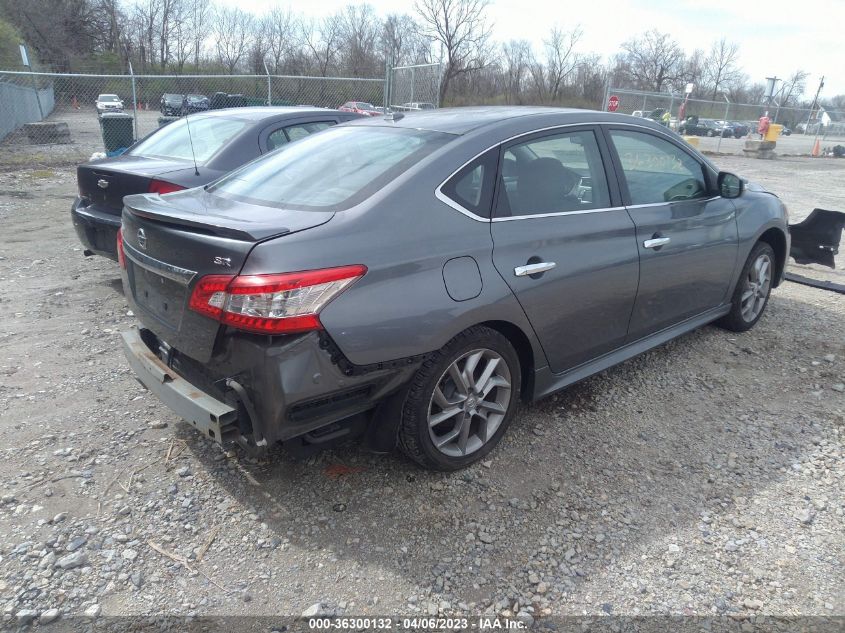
[643,237,671,249]
[514,262,556,277]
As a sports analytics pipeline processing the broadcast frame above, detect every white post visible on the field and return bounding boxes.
[128,61,138,139]
[717,94,730,153]
[263,60,271,106]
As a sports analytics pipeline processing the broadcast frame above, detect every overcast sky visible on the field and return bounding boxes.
[239,0,841,99]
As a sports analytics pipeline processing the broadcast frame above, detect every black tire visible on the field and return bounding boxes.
[398,326,521,471]
[717,242,776,332]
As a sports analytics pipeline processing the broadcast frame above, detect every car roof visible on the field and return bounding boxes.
[182,106,346,121]
[345,106,670,135]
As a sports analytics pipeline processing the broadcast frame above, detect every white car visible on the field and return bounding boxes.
[401,102,436,111]
[95,94,124,114]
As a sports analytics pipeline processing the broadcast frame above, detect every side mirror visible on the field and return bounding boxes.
[718,171,744,199]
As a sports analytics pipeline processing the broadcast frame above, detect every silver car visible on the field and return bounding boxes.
[119,107,791,470]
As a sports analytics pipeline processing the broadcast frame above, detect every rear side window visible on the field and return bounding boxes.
[210,126,453,211]
[440,149,498,217]
[267,121,334,151]
[285,121,333,142]
[609,130,708,204]
[495,130,610,217]
[129,116,247,164]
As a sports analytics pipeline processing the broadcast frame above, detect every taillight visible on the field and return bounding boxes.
[188,265,367,334]
[148,179,186,195]
[117,227,126,269]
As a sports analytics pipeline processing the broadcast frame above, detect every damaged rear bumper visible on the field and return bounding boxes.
[121,325,420,451]
[121,327,240,444]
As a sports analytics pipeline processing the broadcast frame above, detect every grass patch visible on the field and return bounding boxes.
[28,169,56,179]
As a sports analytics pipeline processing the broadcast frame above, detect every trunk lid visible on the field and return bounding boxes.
[121,190,334,362]
[77,157,195,214]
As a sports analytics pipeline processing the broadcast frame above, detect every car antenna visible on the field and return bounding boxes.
[183,111,200,176]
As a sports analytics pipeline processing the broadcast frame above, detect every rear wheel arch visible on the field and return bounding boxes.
[475,320,535,401]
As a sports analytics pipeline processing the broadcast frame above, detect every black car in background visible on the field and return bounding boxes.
[72,107,362,260]
[714,120,746,138]
[160,93,185,116]
[184,94,210,113]
[729,121,750,137]
[680,117,726,137]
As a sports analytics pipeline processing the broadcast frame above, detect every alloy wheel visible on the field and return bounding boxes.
[740,252,772,322]
[427,348,512,458]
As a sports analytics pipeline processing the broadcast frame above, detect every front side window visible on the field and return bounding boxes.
[496,130,610,217]
[609,130,708,204]
[129,116,247,164]
[210,126,453,211]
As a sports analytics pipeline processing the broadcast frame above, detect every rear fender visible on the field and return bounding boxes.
[789,209,845,268]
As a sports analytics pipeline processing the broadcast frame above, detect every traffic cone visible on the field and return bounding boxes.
[812,138,821,157]
[72,96,79,109]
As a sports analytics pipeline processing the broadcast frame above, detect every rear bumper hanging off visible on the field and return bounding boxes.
[788,208,845,269]
[121,327,239,445]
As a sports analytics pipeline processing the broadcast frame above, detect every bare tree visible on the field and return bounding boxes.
[156,0,182,70]
[681,48,705,93]
[186,0,210,68]
[1,0,100,70]
[414,0,492,103]
[247,15,271,75]
[265,6,295,73]
[778,69,809,107]
[131,0,163,70]
[300,15,340,77]
[171,1,192,71]
[213,5,253,73]
[535,26,582,102]
[91,0,127,59]
[336,4,380,77]
[501,39,531,104]
[616,30,684,92]
[702,38,741,100]
[382,13,429,67]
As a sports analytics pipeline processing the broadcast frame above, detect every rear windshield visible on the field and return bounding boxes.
[208,126,453,211]
[128,116,247,164]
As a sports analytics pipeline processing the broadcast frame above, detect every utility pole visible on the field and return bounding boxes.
[806,75,824,133]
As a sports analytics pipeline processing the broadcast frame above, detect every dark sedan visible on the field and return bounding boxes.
[160,93,185,116]
[119,107,793,470]
[715,120,747,138]
[680,117,727,137]
[72,107,362,260]
[184,94,210,113]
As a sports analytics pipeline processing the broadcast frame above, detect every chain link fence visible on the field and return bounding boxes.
[387,63,442,111]
[0,70,386,165]
[603,87,845,156]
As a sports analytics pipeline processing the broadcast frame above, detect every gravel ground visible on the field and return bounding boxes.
[0,155,842,628]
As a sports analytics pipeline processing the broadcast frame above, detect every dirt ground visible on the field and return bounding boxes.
[0,153,842,627]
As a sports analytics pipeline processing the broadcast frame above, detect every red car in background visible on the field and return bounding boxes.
[339,101,381,117]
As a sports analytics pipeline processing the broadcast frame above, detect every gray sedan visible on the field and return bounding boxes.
[118,107,791,470]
